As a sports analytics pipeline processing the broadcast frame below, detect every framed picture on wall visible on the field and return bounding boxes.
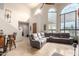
[5,9,12,23]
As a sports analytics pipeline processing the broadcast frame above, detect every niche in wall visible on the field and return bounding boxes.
[44,24,46,31]
[18,21,29,37]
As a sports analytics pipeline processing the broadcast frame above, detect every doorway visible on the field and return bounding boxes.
[18,21,29,37]
[33,23,37,33]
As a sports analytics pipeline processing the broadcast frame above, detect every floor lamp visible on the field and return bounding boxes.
[73,10,78,56]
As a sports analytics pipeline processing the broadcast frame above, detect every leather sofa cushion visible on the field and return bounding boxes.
[45,33,70,38]
[59,33,70,38]
[41,32,45,38]
[33,33,39,40]
[49,36,70,40]
[37,33,42,39]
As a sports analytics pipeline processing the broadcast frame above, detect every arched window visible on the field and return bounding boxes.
[61,3,79,14]
[61,3,79,36]
[48,8,57,32]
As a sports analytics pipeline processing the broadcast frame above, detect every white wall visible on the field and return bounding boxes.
[29,13,45,33]
[29,3,69,33]
[0,3,70,41]
[0,6,16,34]
[0,3,31,41]
[4,3,31,29]
[29,4,48,33]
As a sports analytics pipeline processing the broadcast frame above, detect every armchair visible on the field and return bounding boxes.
[29,33,46,49]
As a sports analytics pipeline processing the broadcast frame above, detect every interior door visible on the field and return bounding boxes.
[33,23,37,33]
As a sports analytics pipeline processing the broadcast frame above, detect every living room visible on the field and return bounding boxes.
[0,3,79,56]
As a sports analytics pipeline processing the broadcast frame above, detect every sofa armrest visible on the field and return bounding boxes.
[30,40,41,49]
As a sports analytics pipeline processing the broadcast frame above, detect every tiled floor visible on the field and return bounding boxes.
[5,37,78,56]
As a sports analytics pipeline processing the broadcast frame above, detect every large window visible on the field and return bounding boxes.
[48,8,57,32]
[61,3,79,36]
[77,9,79,37]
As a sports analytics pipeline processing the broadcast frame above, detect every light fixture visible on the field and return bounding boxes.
[35,9,42,15]
[34,3,44,15]
[34,3,55,15]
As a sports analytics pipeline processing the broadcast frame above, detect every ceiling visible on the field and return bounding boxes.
[24,3,55,9]
[25,3,40,9]
[25,3,57,9]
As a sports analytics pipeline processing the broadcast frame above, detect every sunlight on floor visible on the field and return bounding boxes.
[5,37,78,56]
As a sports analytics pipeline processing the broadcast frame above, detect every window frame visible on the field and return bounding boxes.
[60,10,78,36]
[48,8,57,33]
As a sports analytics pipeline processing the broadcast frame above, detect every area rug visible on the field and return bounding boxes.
[52,52,64,56]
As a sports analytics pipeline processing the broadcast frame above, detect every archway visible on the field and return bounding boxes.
[48,8,57,32]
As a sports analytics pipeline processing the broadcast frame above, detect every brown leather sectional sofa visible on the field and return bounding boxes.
[45,33,73,45]
[29,33,73,49]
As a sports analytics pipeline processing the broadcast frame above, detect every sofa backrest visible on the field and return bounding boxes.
[40,32,45,38]
[37,33,42,39]
[59,33,70,38]
[45,33,70,38]
[44,33,53,37]
[29,33,40,41]
[29,32,45,41]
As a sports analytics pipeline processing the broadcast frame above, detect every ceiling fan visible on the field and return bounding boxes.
[45,3,55,5]
[35,3,55,15]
